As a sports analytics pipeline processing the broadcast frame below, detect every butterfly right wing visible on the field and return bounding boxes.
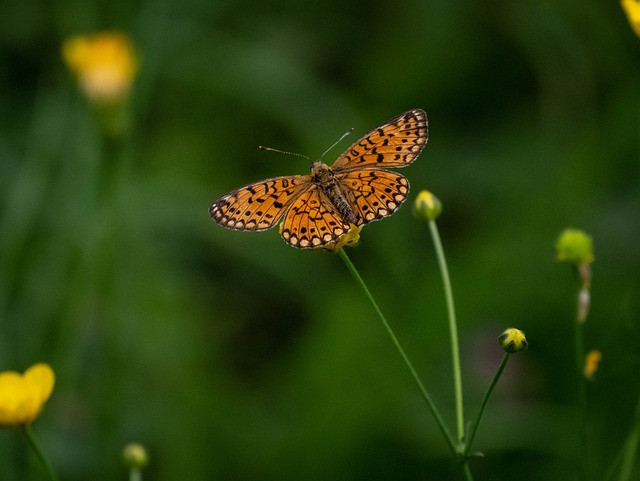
[210,175,312,231]
[331,109,428,171]
[337,168,410,225]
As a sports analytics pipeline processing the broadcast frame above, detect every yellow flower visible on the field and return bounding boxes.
[498,328,528,353]
[62,31,138,103]
[413,190,442,221]
[583,350,602,380]
[622,0,640,37]
[0,363,55,427]
[317,224,363,252]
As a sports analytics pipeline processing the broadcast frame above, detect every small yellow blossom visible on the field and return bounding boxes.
[584,350,602,380]
[62,31,138,103]
[413,190,442,221]
[498,328,528,353]
[0,363,55,427]
[622,0,640,37]
[556,228,594,265]
[318,224,363,252]
[123,442,149,469]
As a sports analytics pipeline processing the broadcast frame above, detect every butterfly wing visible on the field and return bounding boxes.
[331,109,428,171]
[210,175,312,231]
[337,169,410,225]
[280,187,351,248]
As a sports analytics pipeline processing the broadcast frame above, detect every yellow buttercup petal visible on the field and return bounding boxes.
[0,372,23,425]
[0,363,55,427]
[622,0,640,37]
[316,224,363,252]
[25,363,55,406]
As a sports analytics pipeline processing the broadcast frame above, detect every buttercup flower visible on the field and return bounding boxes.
[622,0,640,37]
[498,328,528,353]
[583,350,602,380]
[413,190,442,221]
[318,224,363,252]
[62,31,138,103]
[0,363,55,427]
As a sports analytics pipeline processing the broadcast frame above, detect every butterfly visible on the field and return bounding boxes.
[210,109,428,249]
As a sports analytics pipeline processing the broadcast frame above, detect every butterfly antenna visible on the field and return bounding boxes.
[320,128,354,161]
[258,145,311,161]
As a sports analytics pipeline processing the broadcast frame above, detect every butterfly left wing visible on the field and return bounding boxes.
[280,187,351,248]
[210,175,311,231]
[337,169,410,225]
[331,109,428,172]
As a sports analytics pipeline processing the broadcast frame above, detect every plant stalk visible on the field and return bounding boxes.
[337,248,457,457]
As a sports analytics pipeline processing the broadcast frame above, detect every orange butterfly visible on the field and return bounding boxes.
[210,109,428,249]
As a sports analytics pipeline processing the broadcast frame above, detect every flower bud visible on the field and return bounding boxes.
[123,443,149,469]
[413,190,442,221]
[583,350,602,380]
[498,328,528,353]
[556,229,594,265]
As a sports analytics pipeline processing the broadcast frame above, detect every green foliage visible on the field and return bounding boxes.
[1,0,639,480]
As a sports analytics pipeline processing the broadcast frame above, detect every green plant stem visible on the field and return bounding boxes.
[575,312,588,481]
[22,424,59,481]
[464,353,510,458]
[462,462,474,481]
[130,468,143,481]
[337,248,457,458]
[616,386,640,481]
[428,219,465,446]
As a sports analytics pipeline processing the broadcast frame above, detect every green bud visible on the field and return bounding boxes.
[413,190,442,221]
[123,443,149,469]
[556,229,594,265]
[498,328,528,353]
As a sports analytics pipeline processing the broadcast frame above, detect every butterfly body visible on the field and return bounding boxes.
[311,160,358,225]
[210,109,428,249]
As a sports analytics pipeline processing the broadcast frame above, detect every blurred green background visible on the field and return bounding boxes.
[1,0,639,479]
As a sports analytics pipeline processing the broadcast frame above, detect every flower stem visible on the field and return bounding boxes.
[428,219,465,446]
[615,387,640,481]
[464,353,510,458]
[22,424,59,481]
[574,266,590,481]
[575,317,588,481]
[337,248,457,458]
[130,468,143,481]
[462,462,474,481]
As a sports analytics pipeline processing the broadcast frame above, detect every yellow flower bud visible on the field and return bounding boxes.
[0,363,55,427]
[622,0,640,37]
[556,229,594,265]
[583,350,602,380]
[498,328,528,353]
[413,190,442,221]
[123,443,149,469]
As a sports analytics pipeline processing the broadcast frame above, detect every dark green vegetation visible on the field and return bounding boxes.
[1,1,638,479]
